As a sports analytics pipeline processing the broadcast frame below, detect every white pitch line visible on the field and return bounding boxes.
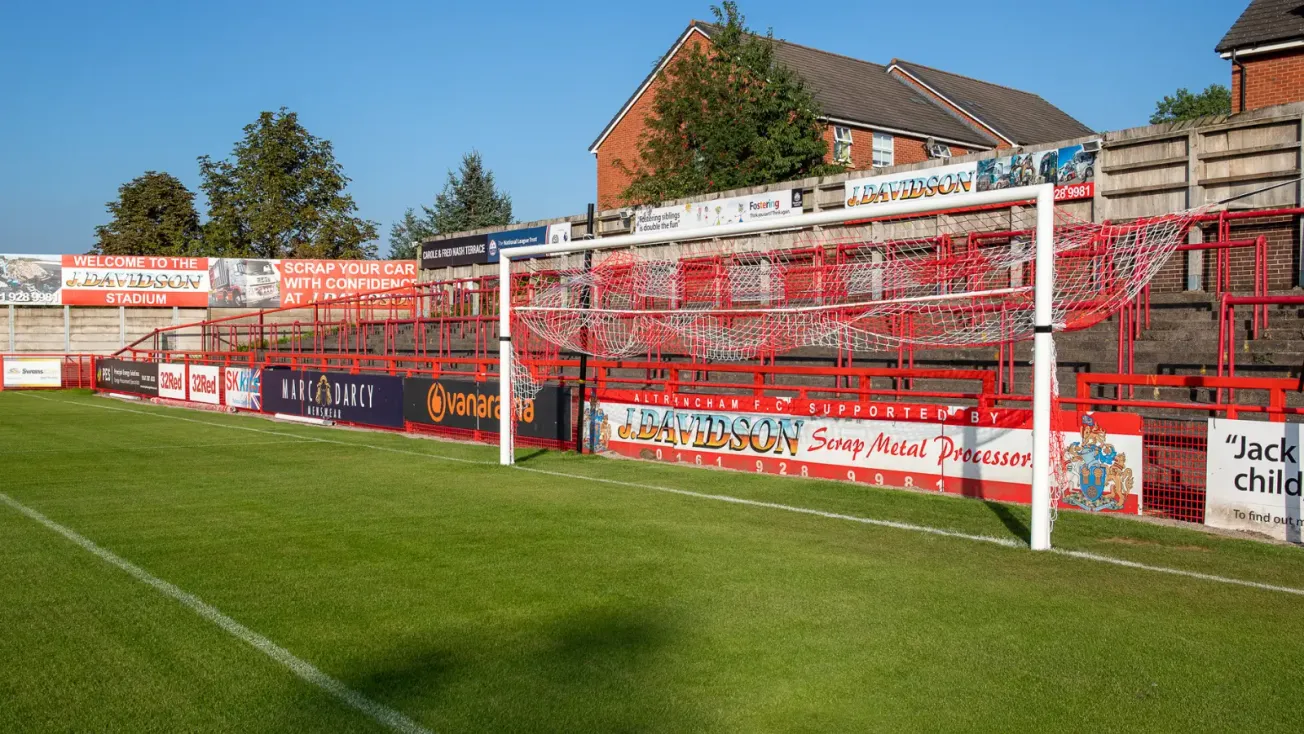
[14,392,487,466]
[515,465,1304,596]
[0,491,433,734]
[16,392,1304,596]
[1051,548,1304,596]
[513,465,1022,548]
[0,439,311,455]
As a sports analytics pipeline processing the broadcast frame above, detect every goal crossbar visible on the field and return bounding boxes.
[515,286,1033,317]
[498,184,1057,550]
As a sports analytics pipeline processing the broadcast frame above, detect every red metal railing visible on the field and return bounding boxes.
[116,348,1000,407]
[1217,294,1304,382]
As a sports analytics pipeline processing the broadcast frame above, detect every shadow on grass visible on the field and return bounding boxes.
[983,500,1031,545]
[514,449,548,464]
[345,606,704,732]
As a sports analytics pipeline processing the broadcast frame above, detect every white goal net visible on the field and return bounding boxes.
[497,185,1198,549]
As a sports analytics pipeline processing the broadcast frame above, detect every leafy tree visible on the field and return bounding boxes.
[428,151,514,234]
[617,1,840,204]
[1149,84,1232,124]
[198,108,378,259]
[387,207,438,260]
[93,171,203,256]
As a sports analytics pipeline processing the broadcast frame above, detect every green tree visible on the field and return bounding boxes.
[93,171,203,256]
[198,108,378,259]
[387,207,438,260]
[617,2,840,205]
[1149,84,1232,124]
[428,151,514,234]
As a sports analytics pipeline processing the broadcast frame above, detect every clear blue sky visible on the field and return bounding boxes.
[0,0,1244,255]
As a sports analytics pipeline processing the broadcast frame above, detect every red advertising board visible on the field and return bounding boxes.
[60,255,210,307]
[587,391,1142,514]
[277,260,417,306]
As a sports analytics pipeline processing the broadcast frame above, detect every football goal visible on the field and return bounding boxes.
[496,184,1194,550]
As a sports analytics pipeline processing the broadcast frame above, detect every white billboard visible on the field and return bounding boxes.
[844,162,978,209]
[3,358,62,388]
[189,365,221,405]
[633,190,804,235]
[224,367,261,410]
[158,363,187,401]
[1205,418,1304,542]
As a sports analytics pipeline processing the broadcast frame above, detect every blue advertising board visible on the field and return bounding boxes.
[486,226,548,263]
[261,369,405,428]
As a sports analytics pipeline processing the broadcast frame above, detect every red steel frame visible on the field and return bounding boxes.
[1217,294,1304,382]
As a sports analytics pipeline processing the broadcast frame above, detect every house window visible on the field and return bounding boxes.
[872,132,894,167]
[833,126,853,165]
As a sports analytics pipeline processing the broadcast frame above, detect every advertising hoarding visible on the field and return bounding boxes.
[420,234,489,269]
[275,259,416,306]
[158,363,187,400]
[586,391,1141,512]
[846,141,1100,210]
[2,358,62,388]
[487,226,546,264]
[262,369,405,428]
[633,190,804,236]
[0,255,61,305]
[844,162,977,209]
[403,377,571,441]
[1205,418,1303,542]
[61,255,210,307]
[207,259,417,308]
[189,365,221,404]
[224,367,262,410]
[94,358,158,396]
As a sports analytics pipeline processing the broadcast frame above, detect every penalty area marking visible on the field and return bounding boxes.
[16,392,1304,597]
[0,491,433,734]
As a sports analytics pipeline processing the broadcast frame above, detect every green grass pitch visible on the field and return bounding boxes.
[2,389,1303,733]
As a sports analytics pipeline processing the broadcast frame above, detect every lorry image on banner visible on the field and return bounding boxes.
[209,259,280,308]
[1205,418,1304,542]
[585,392,1141,513]
[208,259,417,308]
[403,377,571,441]
[262,369,404,428]
[95,358,159,396]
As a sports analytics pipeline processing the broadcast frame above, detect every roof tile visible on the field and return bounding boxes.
[889,60,1095,146]
[1216,0,1304,53]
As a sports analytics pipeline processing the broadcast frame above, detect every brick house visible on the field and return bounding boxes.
[1217,0,1304,112]
[590,21,1093,208]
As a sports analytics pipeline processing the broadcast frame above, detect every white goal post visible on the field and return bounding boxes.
[498,184,1057,550]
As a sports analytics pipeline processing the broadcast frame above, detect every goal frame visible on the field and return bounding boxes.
[498,184,1056,550]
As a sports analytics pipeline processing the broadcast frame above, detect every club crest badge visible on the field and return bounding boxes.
[1061,414,1134,512]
